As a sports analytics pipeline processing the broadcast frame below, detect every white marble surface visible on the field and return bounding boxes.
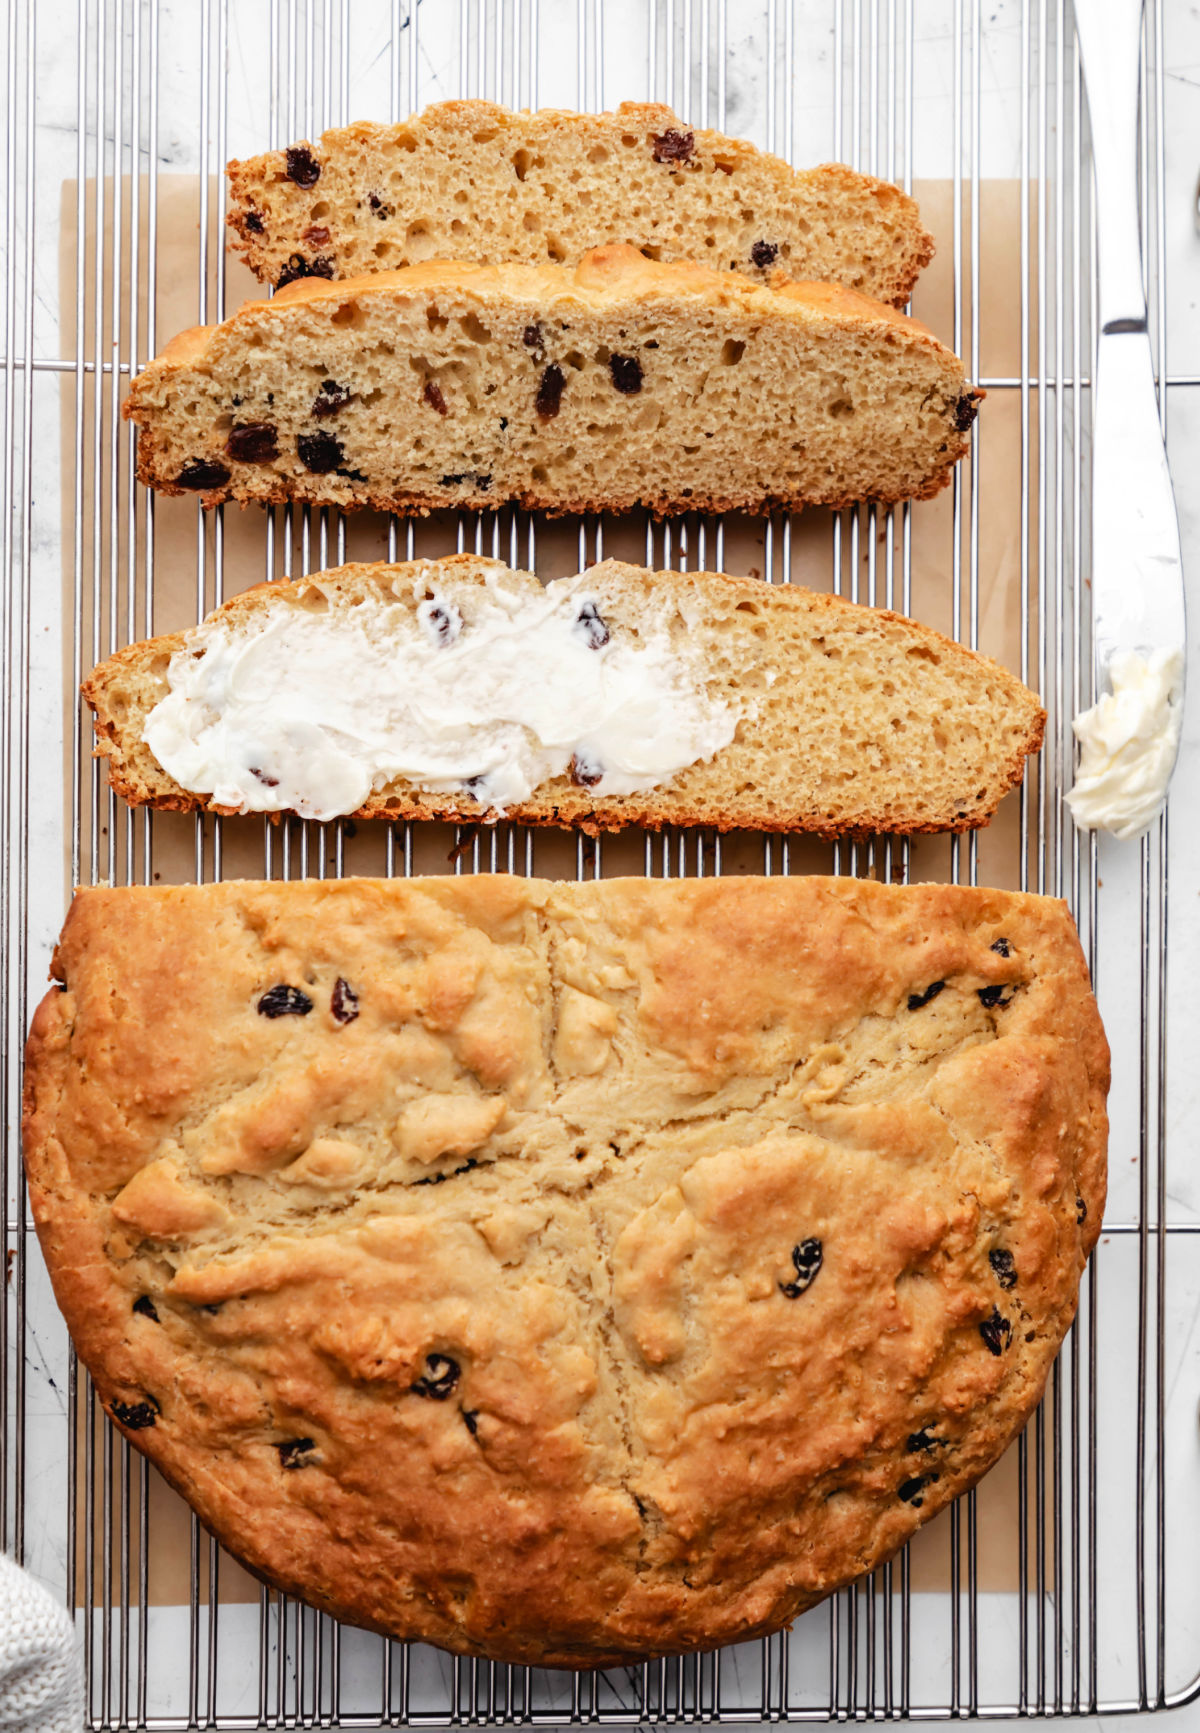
[5,0,1200,1727]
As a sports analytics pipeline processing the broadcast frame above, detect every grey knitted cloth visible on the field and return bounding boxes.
[0,1554,82,1732]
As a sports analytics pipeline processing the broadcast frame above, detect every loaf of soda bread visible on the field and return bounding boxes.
[123,246,980,518]
[82,556,1042,836]
[226,100,934,307]
[23,875,1109,1666]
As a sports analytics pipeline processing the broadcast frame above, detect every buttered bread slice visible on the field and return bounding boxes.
[24,875,1108,1665]
[226,99,934,307]
[123,246,980,518]
[83,556,1043,836]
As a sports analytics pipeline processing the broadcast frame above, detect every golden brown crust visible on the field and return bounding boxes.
[123,247,978,519]
[81,557,1043,838]
[225,100,934,306]
[24,876,1107,1666]
[134,250,952,358]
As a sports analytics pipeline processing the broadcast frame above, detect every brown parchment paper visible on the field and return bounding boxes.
[61,174,1049,1610]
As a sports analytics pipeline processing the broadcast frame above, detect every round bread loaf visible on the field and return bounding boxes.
[23,876,1108,1667]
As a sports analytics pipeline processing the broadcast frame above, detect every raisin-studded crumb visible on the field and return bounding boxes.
[461,1409,480,1437]
[440,472,492,491]
[751,240,779,268]
[312,380,353,419]
[276,253,334,290]
[129,251,980,518]
[652,129,695,164]
[176,458,231,491]
[977,985,1010,1009]
[303,224,331,246]
[226,423,279,463]
[779,1238,823,1298]
[297,431,344,473]
[250,767,280,788]
[535,362,565,419]
[331,978,359,1025]
[608,354,643,394]
[412,1354,461,1400]
[990,937,1012,957]
[979,1308,1013,1356]
[110,1396,160,1431]
[423,381,449,415]
[243,209,264,235]
[1076,1195,1088,1224]
[907,981,945,1011]
[285,145,321,188]
[257,984,314,1018]
[225,106,937,308]
[132,1295,159,1322]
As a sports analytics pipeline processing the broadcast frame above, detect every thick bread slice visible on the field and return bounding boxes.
[123,246,981,519]
[24,875,1109,1665]
[226,99,934,307]
[83,555,1044,837]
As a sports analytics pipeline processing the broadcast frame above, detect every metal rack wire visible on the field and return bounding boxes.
[1,0,1198,1724]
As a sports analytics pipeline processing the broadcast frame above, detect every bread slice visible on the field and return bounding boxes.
[124,246,980,518]
[225,99,934,308]
[83,555,1044,837]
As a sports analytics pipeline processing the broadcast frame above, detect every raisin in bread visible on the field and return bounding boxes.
[82,555,1043,836]
[123,246,980,518]
[24,876,1108,1666]
[226,100,934,307]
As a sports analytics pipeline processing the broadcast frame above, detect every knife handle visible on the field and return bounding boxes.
[1075,0,1148,329]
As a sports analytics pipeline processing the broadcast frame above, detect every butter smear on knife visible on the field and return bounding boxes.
[1066,648,1183,840]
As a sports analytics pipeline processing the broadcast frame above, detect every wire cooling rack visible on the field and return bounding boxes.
[2,0,1200,1725]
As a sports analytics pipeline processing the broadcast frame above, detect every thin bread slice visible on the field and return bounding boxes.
[225,99,934,307]
[83,556,1044,837]
[123,246,980,519]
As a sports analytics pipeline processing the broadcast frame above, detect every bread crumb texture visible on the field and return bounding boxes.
[123,247,980,518]
[23,876,1108,1666]
[83,556,1043,836]
[226,99,934,306]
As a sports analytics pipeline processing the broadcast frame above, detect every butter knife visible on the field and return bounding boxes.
[1068,0,1186,838]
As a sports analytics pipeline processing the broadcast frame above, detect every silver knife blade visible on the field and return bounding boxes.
[1090,328,1186,679]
